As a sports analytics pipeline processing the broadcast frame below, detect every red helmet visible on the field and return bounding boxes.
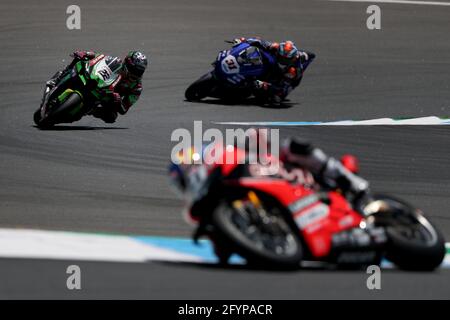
[276,41,299,66]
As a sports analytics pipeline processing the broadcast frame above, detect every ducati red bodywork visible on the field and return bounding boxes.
[228,178,363,258]
[186,145,364,259]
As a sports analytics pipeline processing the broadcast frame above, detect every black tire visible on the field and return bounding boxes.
[211,196,303,269]
[185,72,217,101]
[33,108,42,126]
[34,107,55,129]
[37,93,82,128]
[368,195,446,271]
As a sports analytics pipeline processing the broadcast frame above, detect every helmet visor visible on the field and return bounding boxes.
[131,65,145,77]
[278,54,297,66]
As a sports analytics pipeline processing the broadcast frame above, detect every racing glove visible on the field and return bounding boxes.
[71,50,96,61]
[231,37,246,46]
[231,37,275,52]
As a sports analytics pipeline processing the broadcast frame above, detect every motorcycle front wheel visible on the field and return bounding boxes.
[36,92,83,128]
[185,72,217,101]
[211,193,304,269]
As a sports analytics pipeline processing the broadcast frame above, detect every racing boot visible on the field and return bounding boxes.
[281,137,369,197]
[322,157,369,198]
[90,106,118,124]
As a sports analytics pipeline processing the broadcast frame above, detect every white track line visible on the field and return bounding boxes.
[0,228,448,268]
[214,116,450,126]
[328,0,450,6]
[0,228,201,263]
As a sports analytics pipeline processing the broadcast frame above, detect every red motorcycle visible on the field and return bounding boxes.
[170,145,446,270]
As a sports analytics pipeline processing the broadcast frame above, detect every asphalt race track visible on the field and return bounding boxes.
[0,0,449,299]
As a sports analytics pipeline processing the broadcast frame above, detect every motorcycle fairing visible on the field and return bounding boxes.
[229,177,363,258]
[214,42,276,85]
[89,55,121,88]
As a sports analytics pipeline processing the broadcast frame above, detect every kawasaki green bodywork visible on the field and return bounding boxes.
[52,55,122,117]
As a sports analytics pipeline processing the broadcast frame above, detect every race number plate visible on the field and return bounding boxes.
[221,55,240,74]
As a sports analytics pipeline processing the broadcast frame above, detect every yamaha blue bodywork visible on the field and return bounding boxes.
[213,42,276,87]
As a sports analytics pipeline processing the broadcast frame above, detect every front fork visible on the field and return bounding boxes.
[40,69,73,114]
[39,86,55,119]
[192,191,266,265]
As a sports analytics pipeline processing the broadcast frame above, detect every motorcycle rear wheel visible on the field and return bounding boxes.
[367,195,446,271]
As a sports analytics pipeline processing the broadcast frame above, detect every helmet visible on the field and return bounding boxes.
[168,145,205,195]
[276,41,299,66]
[123,51,148,79]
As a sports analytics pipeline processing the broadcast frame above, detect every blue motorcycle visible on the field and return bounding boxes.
[185,41,279,102]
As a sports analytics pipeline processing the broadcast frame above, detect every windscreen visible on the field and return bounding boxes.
[237,46,262,66]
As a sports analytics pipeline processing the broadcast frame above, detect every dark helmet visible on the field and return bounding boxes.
[123,51,148,79]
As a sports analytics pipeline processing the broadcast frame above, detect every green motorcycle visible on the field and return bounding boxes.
[34,54,122,128]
